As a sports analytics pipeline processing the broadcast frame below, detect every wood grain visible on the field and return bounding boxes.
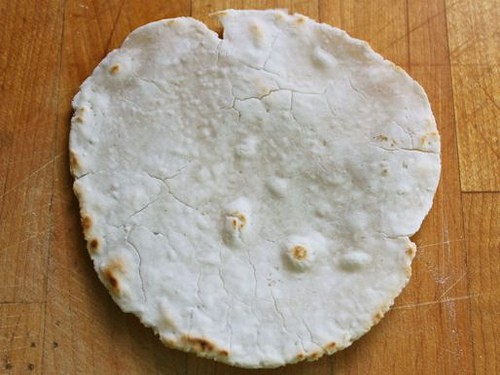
[446,0,500,192]
[320,0,408,69]
[0,0,498,374]
[0,303,44,373]
[0,0,62,304]
[463,193,500,374]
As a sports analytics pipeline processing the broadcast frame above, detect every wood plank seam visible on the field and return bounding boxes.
[440,2,479,373]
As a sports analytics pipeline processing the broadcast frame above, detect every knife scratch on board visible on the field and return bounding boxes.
[393,294,479,310]
[438,271,467,300]
[0,152,63,199]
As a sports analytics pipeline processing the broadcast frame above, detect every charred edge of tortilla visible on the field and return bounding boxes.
[180,335,229,358]
[306,350,324,361]
[294,341,338,363]
[324,341,338,354]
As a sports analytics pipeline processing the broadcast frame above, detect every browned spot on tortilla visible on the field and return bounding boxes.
[107,272,118,289]
[102,260,125,295]
[406,246,415,256]
[250,23,263,41]
[69,151,80,174]
[374,134,389,142]
[421,131,439,146]
[296,16,306,24]
[82,216,92,232]
[89,238,99,253]
[382,168,389,176]
[292,245,308,261]
[308,350,322,360]
[373,311,384,324]
[181,335,229,358]
[295,352,306,361]
[110,64,120,74]
[236,212,246,228]
[274,12,285,22]
[325,342,337,352]
[183,336,214,352]
[229,211,246,229]
[419,134,434,147]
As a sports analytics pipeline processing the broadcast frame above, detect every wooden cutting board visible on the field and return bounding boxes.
[1,0,498,374]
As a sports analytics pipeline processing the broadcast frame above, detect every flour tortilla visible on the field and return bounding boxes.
[70,9,440,368]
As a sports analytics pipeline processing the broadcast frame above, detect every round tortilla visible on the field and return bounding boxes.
[70,9,440,368]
